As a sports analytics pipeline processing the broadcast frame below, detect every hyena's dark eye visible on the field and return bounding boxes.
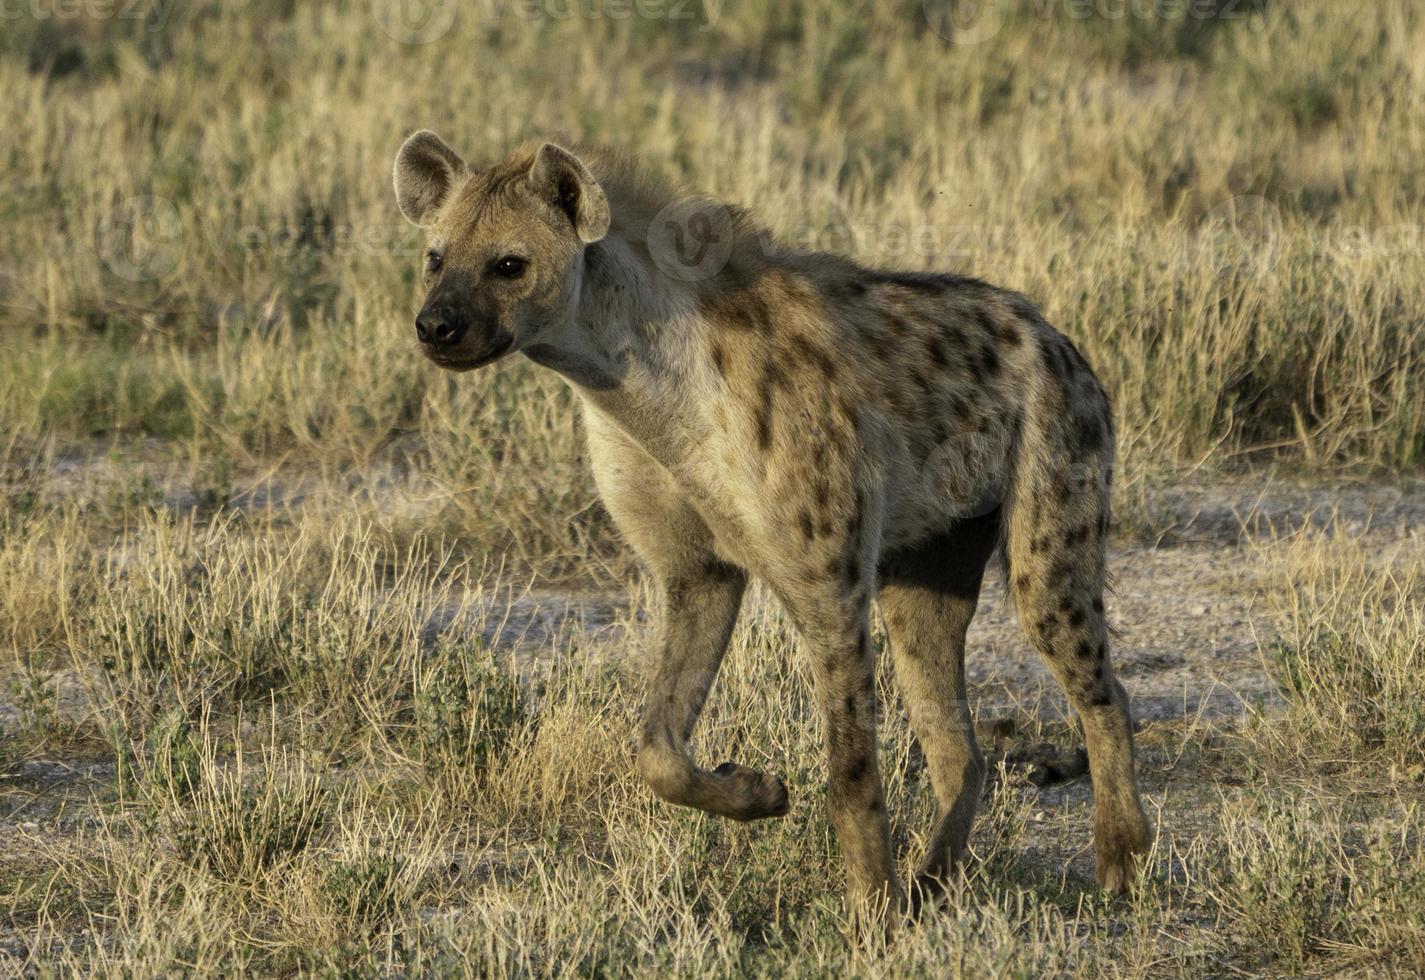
[491,256,527,279]
[425,250,443,274]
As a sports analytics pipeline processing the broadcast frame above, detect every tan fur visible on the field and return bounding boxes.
[393,132,1152,924]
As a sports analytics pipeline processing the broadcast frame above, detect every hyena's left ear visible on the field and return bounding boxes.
[393,130,468,226]
[527,143,610,244]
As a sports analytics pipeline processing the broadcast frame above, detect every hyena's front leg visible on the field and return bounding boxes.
[584,412,787,821]
[636,560,789,821]
[780,582,902,922]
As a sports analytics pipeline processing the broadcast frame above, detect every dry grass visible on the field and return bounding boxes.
[4,0,1425,975]
[2,498,1423,974]
[3,1,1425,540]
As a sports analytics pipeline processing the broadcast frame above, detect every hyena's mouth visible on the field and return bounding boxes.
[427,336,513,372]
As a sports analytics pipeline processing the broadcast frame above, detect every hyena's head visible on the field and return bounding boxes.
[392,131,609,371]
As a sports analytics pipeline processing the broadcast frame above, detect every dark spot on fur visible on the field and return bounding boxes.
[700,289,773,335]
[980,344,1000,377]
[1069,607,1086,628]
[799,510,815,540]
[846,754,869,783]
[870,329,897,362]
[1036,613,1058,636]
[790,334,837,379]
[885,313,912,337]
[755,412,772,450]
[1038,336,1078,398]
[1090,688,1114,707]
[1097,642,1107,659]
[1076,640,1092,659]
[927,336,949,367]
[1074,413,1105,454]
[710,344,726,378]
[1092,597,1105,613]
[755,366,780,450]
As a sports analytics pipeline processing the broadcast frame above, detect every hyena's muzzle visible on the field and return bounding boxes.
[414,275,514,372]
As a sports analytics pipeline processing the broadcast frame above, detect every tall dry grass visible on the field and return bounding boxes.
[2,1,1423,562]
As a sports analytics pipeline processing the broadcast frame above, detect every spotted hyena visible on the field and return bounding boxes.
[392,131,1151,921]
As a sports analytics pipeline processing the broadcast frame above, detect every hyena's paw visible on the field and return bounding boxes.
[711,761,789,821]
[1093,806,1152,894]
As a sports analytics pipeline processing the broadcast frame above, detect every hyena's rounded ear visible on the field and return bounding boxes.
[527,143,610,244]
[393,130,468,226]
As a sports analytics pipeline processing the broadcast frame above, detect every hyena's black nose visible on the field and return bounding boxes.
[415,308,465,347]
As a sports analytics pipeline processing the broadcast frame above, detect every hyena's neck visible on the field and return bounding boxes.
[525,235,710,469]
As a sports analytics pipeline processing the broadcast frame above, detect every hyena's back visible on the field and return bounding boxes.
[695,256,1112,556]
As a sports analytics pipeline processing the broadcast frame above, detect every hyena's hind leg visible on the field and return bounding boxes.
[877,510,1000,914]
[1007,463,1150,893]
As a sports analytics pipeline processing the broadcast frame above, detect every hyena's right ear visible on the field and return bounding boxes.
[393,130,468,226]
